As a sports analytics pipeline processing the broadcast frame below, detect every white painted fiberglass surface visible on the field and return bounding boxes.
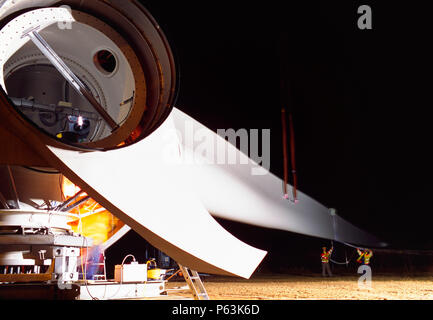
[48,114,266,278]
[172,108,385,248]
[48,108,384,278]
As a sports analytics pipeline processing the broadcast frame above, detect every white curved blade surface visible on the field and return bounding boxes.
[172,108,386,248]
[47,115,267,278]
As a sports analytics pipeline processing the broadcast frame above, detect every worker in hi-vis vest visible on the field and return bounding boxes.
[321,246,333,277]
[357,249,373,265]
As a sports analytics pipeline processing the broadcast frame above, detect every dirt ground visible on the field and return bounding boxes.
[165,274,433,300]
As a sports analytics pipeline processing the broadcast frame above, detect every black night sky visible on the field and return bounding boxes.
[109,1,433,273]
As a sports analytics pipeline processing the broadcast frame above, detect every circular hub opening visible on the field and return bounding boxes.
[94,49,117,76]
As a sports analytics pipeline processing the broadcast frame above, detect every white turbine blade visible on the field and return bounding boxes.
[47,115,267,279]
[172,108,386,248]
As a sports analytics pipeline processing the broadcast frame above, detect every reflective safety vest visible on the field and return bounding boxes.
[357,249,373,265]
[321,248,333,263]
[364,252,373,265]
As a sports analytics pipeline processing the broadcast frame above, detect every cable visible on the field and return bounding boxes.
[330,258,349,265]
[330,258,351,265]
[288,113,298,202]
[165,269,181,282]
[329,240,353,265]
[104,253,139,300]
[281,108,289,197]
[121,254,136,265]
[341,241,369,251]
[329,215,365,264]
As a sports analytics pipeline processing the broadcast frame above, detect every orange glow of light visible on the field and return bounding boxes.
[61,176,125,246]
[124,126,143,145]
[67,197,124,246]
[61,176,83,199]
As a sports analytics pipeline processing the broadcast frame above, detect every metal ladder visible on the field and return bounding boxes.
[178,264,210,300]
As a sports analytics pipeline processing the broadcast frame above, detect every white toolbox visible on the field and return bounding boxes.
[114,262,147,283]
